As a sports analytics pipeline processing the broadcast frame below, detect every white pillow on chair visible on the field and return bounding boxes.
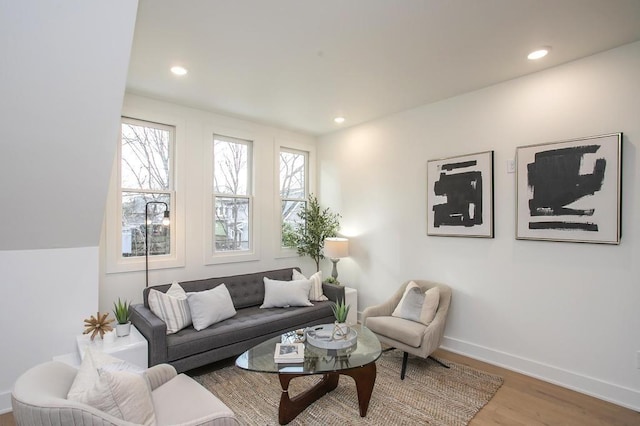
[392,281,440,326]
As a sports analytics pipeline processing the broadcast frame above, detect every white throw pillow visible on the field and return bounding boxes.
[260,277,313,308]
[292,269,328,302]
[67,348,155,425]
[148,282,192,334]
[392,282,440,326]
[187,284,237,331]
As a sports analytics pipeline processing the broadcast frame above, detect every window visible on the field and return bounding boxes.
[120,117,174,259]
[280,148,308,248]
[213,135,253,253]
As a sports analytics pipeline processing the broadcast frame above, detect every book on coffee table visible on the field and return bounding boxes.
[274,342,304,363]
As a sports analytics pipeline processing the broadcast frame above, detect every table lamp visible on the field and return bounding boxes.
[323,237,349,282]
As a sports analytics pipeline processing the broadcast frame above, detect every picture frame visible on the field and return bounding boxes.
[516,133,622,244]
[427,150,494,238]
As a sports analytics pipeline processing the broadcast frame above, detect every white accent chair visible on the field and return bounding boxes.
[362,280,451,379]
[12,361,239,426]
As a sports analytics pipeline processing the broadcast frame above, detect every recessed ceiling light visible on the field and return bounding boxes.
[170,66,188,76]
[334,117,345,124]
[527,48,550,60]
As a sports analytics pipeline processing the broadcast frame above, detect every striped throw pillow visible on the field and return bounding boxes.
[148,282,192,334]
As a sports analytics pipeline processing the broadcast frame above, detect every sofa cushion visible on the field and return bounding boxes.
[260,277,313,308]
[166,303,333,362]
[187,284,237,331]
[144,268,298,310]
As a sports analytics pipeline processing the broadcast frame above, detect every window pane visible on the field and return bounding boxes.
[281,200,305,247]
[214,137,249,195]
[121,192,171,257]
[279,150,306,198]
[121,122,171,191]
[215,197,250,251]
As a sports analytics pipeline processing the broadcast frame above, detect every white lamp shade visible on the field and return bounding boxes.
[324,237,349,258]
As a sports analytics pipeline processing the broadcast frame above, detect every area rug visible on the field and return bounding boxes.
[193,349,503,426]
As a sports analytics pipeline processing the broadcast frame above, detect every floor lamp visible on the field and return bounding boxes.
[145,201,170,288]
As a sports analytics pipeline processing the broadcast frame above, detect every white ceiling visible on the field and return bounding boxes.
[127,0,640,136]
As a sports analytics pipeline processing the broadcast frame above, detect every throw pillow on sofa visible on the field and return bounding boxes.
[187,284,237,331]
[292,269,328,302]
[392,281,440,326]
[260,277,313,308]
[148,282,192,334]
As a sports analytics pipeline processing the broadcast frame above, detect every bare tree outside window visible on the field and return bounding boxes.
[280,149,307,247]
[213,135,252,252]
[120,118,174,258]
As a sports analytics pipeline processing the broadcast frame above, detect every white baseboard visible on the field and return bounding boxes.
[441,336,640,412]
[0,390,11,414]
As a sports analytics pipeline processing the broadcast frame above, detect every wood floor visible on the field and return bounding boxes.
[2,349,638,425]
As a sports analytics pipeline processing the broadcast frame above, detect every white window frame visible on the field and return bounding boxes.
[105,112,186,273]
[204,127,259,264]
[276,139,316,258]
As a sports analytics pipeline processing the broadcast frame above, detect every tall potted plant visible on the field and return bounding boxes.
[294,195,341,272]
[113,298,131,337]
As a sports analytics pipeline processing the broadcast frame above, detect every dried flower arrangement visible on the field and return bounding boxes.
[83,311,114,340]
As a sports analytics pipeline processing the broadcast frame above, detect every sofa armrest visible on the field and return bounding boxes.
[144,364,177,390]
[322,283,346,304]
[130,303,168,367]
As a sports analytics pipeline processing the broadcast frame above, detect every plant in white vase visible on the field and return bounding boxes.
[330,299,350,338]
[113,298,132,337]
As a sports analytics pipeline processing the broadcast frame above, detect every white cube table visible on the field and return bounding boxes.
[76,325,148,368]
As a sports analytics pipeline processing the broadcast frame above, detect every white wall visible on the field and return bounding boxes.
[0,1,138,251]
[0,247,98,413]
[318,41,640,410]
[99,94,320,312]
[0,0,137,414]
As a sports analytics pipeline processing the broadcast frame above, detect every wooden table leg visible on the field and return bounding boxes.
[340,362,377,417]
[278,373,339,425]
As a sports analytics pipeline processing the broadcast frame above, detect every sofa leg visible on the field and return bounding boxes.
[428,355,450,369]
[400,352,409,380]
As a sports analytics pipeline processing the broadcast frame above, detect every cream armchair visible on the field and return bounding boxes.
[12,361,239,426]
[362,280,451,379]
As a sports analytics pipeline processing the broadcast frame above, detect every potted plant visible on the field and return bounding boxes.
[294,195,341,272]
[330,299,351,337]
[113,298,132,337]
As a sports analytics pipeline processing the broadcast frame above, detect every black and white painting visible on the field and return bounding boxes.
[516,133,622,244]
[427,151,494,238]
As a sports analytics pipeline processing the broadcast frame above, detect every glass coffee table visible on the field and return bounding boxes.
[236,324,382,425]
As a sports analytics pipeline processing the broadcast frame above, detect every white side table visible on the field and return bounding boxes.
[344,286,358,325]
[76,325,148,368]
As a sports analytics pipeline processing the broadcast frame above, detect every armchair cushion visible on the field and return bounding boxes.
[67,348,155,425]
[392,282,440,325]
[152,373,237,425]
[366,316,426,348]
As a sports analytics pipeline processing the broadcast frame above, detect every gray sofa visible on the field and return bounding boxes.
[131,268,344,372]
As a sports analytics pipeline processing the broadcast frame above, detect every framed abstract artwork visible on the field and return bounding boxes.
[516,133,622,244]
[427,150,494,238]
